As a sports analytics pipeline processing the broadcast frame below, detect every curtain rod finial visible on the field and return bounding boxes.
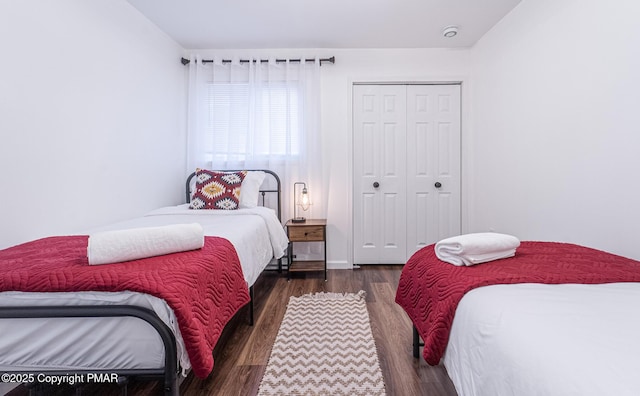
[181,57,190,65]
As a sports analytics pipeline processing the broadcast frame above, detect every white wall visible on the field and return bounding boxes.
[0,0,186,249]
[189,48,472,267]
[469,0,640,259]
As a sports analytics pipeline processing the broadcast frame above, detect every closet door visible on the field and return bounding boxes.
[352,85,408,264]
[406,84,461,258]
[353,84,461,265]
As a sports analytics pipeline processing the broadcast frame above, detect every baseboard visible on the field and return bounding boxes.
[327,260,351,270]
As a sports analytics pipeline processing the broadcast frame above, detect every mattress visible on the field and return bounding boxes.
[443,283,640,396]
[0,205,288,375]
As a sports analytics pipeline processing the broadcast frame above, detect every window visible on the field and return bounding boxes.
[186,57,323,220]
[206,81,301,164]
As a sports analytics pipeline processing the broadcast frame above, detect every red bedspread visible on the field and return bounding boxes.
[0,235,250,378]
[395,241,640,365]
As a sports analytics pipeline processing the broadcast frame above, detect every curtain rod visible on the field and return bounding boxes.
[181,56,335,66]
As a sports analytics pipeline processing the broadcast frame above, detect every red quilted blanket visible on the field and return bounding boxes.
[0,235,250,378]
[395,241,640,365]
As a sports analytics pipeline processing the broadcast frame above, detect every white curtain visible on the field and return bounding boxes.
[186,55,324,223]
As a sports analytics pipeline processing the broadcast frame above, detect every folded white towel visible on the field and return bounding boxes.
[87,223,205,265]
[435,232,520,266]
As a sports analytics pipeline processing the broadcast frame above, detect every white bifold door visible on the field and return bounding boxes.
[353,84,461,264]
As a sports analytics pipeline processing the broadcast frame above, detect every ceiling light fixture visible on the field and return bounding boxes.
[442,26,459,38]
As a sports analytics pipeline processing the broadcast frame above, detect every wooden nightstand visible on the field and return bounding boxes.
[286,219,327,281]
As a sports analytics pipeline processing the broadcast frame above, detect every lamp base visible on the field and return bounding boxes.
[291,217,306,223]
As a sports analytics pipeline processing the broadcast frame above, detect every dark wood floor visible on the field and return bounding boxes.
[7,266,458,396]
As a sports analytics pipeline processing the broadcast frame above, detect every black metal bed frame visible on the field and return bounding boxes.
[0,169,282,395]
[413,325,424,359]
[0,306,179,395]
[184,169,282,222]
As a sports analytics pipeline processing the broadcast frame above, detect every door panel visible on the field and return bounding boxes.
[406,84,461,259]
[353,85,407,264]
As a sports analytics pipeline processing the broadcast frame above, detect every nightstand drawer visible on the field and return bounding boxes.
[288,225,325,241]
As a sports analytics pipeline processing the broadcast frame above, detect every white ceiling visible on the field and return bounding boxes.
[126,0,522,50]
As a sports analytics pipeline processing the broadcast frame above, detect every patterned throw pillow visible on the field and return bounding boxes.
[190,169,247,210]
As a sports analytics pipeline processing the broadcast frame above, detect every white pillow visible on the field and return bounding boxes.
[239,171,266,208]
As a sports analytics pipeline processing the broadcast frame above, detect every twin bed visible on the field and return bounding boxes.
[396,240,640,396]
[0,170,288,395]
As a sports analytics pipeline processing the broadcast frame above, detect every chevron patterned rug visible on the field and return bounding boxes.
[257,290,386,396]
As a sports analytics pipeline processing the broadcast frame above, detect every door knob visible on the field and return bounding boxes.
[373,182,380,188]
[434,182,442,188]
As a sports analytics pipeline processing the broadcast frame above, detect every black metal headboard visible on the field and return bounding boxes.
[185,169,282,222]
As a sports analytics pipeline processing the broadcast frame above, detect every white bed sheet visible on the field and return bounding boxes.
[0,205,288,375]
[443,283,640,396]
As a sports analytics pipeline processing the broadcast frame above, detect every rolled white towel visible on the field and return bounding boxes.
[87,223,205,265]
[435,232,520,266]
